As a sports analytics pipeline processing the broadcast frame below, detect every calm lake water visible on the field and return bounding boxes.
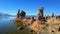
[0,17,31,34]
[0,17,17,34]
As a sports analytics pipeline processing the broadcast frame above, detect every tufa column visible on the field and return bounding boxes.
[36,7,44,20]
[17,9,20,18]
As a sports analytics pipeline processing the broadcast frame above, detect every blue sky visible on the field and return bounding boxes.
[0,0,60,15]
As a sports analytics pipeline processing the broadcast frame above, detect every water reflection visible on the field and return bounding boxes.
[0,17,17,34]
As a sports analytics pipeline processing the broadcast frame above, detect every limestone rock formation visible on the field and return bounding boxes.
[16,9,26,19]
[46,18,60,25]
[31,16,34,24]
[58,15,60,19]
[17,9,20,18]
[36,7,44,20]
[14,7,60,34]
[20,10,26,18]
[28,21,46,32]
[51,13,54,18]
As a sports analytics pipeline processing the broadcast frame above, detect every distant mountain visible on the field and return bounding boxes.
[26,15,37,19]
[0,13,16,17]
[26,15,36,17]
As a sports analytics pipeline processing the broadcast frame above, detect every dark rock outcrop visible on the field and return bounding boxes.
[20,10,26,18]
[17,9,26,19]
[17,9,20,18]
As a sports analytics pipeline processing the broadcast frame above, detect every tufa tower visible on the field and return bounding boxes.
[36,7,44,20]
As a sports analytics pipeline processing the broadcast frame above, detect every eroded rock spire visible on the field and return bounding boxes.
[36,7,44,20]
[17,9,20,18]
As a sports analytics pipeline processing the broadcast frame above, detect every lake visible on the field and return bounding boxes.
[0,17,17,34]
[0,17,30,34]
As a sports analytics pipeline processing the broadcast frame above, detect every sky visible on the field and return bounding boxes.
[0,0,60,15]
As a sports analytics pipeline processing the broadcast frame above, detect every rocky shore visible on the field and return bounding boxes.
[13,7,60,34]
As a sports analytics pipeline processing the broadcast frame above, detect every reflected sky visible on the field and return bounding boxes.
[0,17,17,33]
